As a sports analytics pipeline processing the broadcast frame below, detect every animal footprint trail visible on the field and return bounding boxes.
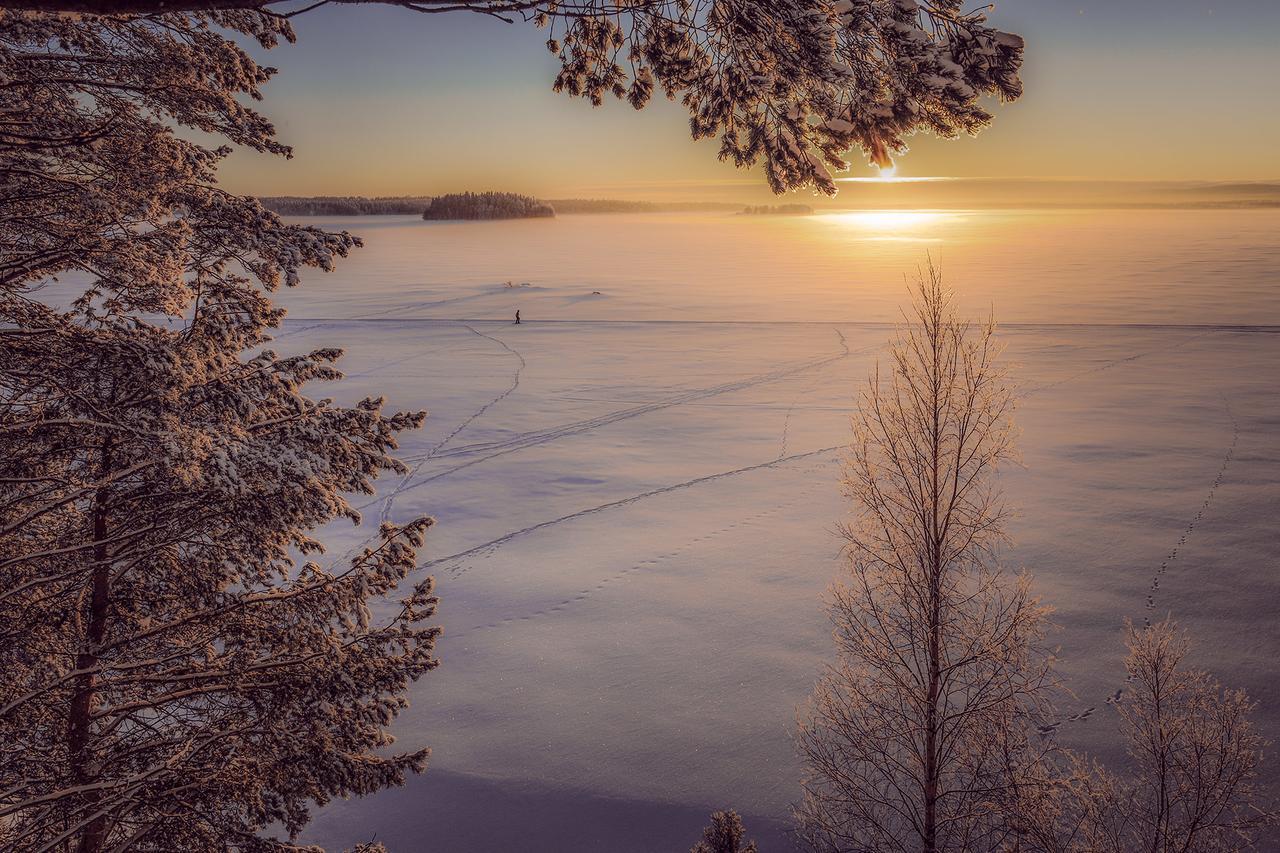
[1141,394,1240,623]
[1037,707,1096,736]
[1046,394,1241,734]
[376,324,525,524]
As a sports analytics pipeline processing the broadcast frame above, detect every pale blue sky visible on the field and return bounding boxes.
[220,0,1280,196]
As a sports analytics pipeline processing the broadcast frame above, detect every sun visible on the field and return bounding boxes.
[877,164,898,180]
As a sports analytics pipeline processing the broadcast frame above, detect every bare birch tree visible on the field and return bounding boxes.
[796,265,1058,853]
[0,1,1024,848]
[1063,619,1274,853]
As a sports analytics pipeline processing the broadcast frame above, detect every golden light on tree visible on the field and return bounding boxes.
[796,263,1059,852]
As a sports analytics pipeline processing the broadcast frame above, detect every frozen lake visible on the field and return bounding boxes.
[261,211,1280,851]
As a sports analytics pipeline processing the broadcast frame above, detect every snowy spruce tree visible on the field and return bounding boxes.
[0,10,438,851]
[796,266,1060,852]
[2,1,1025,849]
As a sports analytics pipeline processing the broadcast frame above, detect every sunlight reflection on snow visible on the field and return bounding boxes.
[820,209,957,240]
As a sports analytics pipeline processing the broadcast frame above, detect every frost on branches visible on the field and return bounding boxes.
[539,0,1024,193]
[0,1,1026,848]
[1,10,438,851]
[796,267,1060,852]
[1,0,1027,196]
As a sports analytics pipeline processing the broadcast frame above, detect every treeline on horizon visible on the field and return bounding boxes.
[422,192,555,220]
[259,195,433,215]
[259,185,1280,219]
[260,194,749,217]
[740,203,814,215]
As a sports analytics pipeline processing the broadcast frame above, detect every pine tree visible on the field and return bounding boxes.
[795,265,1058,853]
[0,0,1025,196]
[1,2,1027,847]
[1,11,438,850]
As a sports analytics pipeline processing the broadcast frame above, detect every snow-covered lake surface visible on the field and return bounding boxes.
[261,211,1280,851]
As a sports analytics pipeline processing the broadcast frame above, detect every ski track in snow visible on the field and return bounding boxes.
[377,324,526,525]
[403,328,856,464]
[325,325,857,582]
[461,464,832,635]
[1020,327,1217,398]
[357,331,863,515]
[776,368,826,460]
[331,319,1239,737]
[344,342,452,380]
[269,320,332,345]
[275,316,1259,751]
[417,447,844,576]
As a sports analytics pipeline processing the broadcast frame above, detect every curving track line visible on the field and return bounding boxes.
[377,324,525,524]
[358,331,862,515]
[406,329,855,464]
[418,444,844,575]
[461,466,835,635]
[1020,327,1216,399]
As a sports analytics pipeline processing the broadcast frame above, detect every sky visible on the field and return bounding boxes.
[219,0,1280,198]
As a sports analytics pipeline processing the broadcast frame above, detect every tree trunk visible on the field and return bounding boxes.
[924,612,940,853]
[67,439,113,853]
[922,304,943,853]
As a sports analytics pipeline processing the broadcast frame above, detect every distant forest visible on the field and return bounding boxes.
[258,195,433,215]
[259,182,1280,218]
[422,192,555,220]
[740,203,814,215]
[260,195,747,217]
[547,199,743,213]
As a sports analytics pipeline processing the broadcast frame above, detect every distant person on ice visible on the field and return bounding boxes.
[515,309,521,325]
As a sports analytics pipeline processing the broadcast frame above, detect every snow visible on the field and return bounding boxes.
[263,211,1280,851]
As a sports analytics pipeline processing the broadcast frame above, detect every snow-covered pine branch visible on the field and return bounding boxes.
[0,0,1024,197]
[0,11,439,851]
[1,3,1024,848]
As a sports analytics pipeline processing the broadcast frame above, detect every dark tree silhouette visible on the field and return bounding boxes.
[422,191,555,220]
